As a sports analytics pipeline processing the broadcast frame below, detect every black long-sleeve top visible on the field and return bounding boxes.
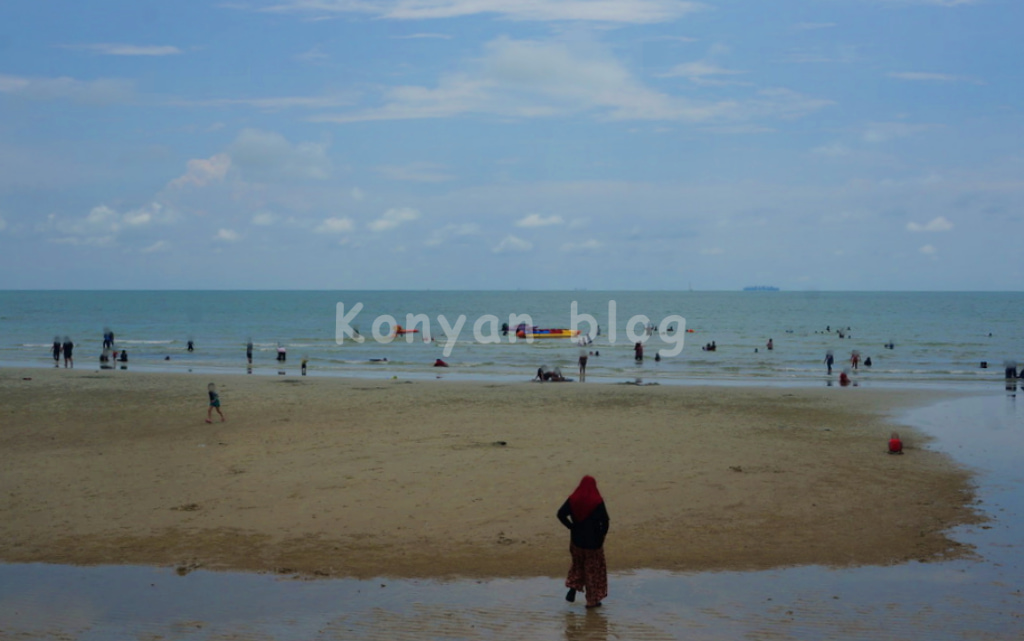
[557,500,610,550]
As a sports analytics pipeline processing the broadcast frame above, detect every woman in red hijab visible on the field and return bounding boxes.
[557,475,610,608]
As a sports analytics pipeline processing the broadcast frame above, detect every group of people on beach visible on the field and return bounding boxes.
[51,337,74,368]
[99,329,128,367]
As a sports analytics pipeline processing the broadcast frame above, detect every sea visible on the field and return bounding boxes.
[3,291,1024,639]
[1,290,1020,387]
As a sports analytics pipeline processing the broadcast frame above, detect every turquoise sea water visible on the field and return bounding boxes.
[1,290,1021,385]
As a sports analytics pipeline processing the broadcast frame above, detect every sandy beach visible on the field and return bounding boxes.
[0,367,981,579]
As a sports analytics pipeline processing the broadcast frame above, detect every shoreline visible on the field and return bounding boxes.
[1,358,1007,393]
[0,367,984,579]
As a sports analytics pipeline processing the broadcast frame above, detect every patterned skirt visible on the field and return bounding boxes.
[565,543,608,606]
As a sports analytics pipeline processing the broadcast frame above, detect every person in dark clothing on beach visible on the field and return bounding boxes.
[206,383,225,423]
[62,337,74,368]
[52,337,61,367]
[557,475,610,608]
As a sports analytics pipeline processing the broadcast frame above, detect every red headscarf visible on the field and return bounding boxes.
[568,475,604,522]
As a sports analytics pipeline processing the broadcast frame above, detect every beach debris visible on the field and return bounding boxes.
[171,503,201,512]
[492,441,508,447]
[175,560,203,575]
[729,466,743,473]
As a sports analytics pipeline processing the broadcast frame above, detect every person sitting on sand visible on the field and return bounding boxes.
[534,365,565,382]
[889,432,903,455]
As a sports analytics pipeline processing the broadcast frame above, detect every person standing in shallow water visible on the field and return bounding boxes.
[62,336,74,368]
[557,475,610,608]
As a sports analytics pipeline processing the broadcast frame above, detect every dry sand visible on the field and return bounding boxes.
[0,367,981,579]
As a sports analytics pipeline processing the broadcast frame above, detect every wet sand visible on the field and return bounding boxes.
[0,367,982,579]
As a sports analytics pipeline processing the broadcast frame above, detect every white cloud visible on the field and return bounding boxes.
[168,154,232,189]
[887,71,981,84]
[700,246,724,255]
[86,205,119,228]
[215,228,241,242]
[122,209,153,227]
[351,187,366,201]
[919,244,937,255]
[141,240,170,253]
[568,217,590,230]
[862,121,935,143]
[47,203,176,243]
[660,61,746,84]
[66,43,182,56]
[493,235,533,253]
[311,37,764,124]
[260,0,706,24]
[0,73,132,104]
[516,213,564,227]
[560,239,603,252]
[425,223,481,246]
[910,0,980,5]
[393,33,453,40]
[228,129,332,181]
[376,163,455,183]
[315,216,356,234]
[251,211,278,226]
[309,37,832,125]
[172,94,355,110]
[49,235,115,247]
[368,207,420,232]
[812,143,851,156]
[907,216,954,232]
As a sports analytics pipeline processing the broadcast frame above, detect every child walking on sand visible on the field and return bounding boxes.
[206,383,225,423]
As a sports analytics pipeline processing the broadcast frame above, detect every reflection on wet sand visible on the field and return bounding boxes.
[563,610,607,641]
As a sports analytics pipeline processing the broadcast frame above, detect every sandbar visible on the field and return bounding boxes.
[0,368,981,579]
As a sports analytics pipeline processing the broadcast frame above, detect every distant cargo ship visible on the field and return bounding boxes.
[743,285,779,291]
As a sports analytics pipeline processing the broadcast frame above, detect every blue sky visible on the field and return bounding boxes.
[0,0,1021,290]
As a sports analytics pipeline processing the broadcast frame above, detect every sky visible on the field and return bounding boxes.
[0,0,1021,290]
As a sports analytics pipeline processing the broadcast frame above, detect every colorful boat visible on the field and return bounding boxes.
[514,324,580,339]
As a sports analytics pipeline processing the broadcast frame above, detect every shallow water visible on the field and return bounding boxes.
[3,290,1022,386]
[2,393,1022,640]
